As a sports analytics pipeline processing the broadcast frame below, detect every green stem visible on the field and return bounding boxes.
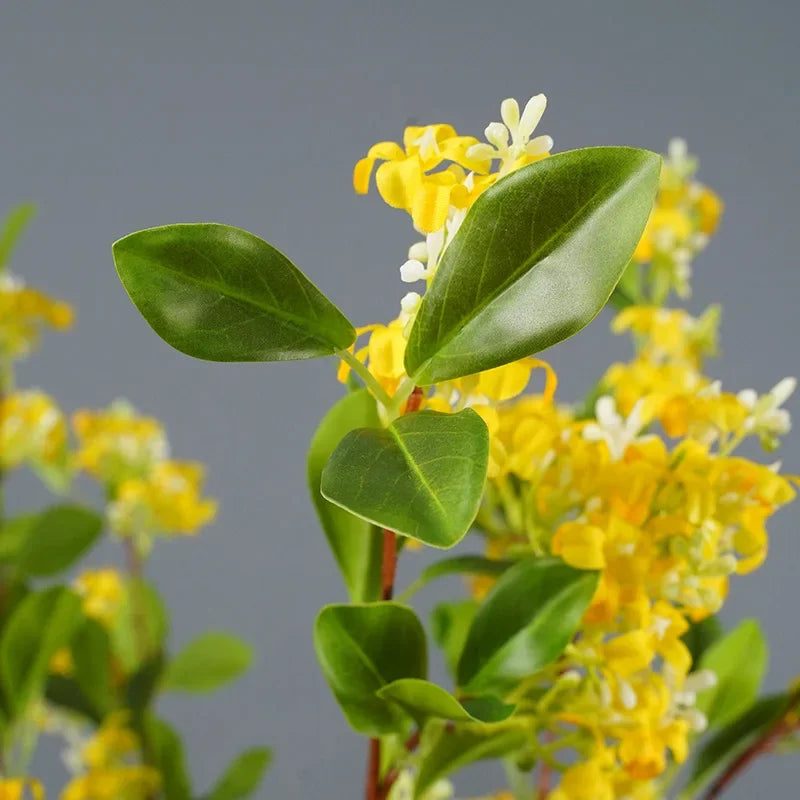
[504,757,534,800]
[335,349,393,409]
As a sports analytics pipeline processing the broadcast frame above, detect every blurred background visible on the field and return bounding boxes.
[1,1,798,796]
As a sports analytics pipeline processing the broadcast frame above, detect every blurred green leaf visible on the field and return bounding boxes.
[113,223,355,362]
[142,715,192,800]
[682,614,723,665]
[431,600,478,679]
[414,720,528,799]
[457,558,598,696]
[682,693,792,798]
[697,619,767,729]
[0,514,37,564]
[71,618,116,718]
[321,409,489,549]
[0,203,36,269]
[17,505,103,577]
[208,747,272,800]
[307,389,383,602]
[377,679,481,725]
[110,579,169,673]
[404,148,661,384]
[399,555,515,601]
[314,602,426,735]
[163,631,253,693]
[0,587,82,715]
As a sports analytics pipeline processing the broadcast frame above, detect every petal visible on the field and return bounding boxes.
[500,97,520,131]
[519,94,547,139]
[375,156,423,211]
[526,134,554,157]
[410,181,452,234]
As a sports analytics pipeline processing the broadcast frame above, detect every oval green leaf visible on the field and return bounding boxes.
[404,147,661,384]
[162,631,253,693]
[457,558,598,696]
[210,747,272,800]
[378,679,479,725]
[320,409,489,549]
[0,587,83,715]
[17,504,104,577]
[313,603,427,735]
[696,618,767,729]
[307,389,383,602]
[398,554,515,601]
[113,223,355,362]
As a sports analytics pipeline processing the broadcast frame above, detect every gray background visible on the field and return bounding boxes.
[1,1,798,797]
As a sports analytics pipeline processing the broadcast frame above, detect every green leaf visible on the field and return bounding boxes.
[110,579,169,673]
[320,409,489,549]
[71,619,116,718]
[162,631,253,693]
[0,587,82,715]
[45,674,102,722]
[404,147,661,384]
[415,720,528,799]
[113,223,355,362]
[431,600,478,679]
[457,558,598,696]
[141,715,192,800]
[377,679,480,725]
[209,747,272,800]
[126,655,166,711]
[0,203,36,269]
[682,614,723,665]
[313,602,427,735]
[0,514,37,564]
[696,619,767,729]
[17,505,104,577]
[307,389,383,602]
[399,555,515,601]
[682,693,791,798]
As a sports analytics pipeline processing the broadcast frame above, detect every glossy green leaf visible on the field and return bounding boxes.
[398,554,515,601]
[110,579,169,673]
[415,720,528,799]
[142,715,192,800]
[209,747,272,800]
[682,693,791,798]
[0,203,36,269]
[113,223,355,362]
[682,614,723,665]
[457,558,598,695]
[0,587,82,714]
[162,631,253,693]
[697,619,767,729]
[71,619,116,718]
[321,409,489,548]
[405,147,661,384]
[0,514,37,564]
[45,675,102,723]
[307,389,383,602]
[313,602,426,735]
[17,505,104,577]
[378,679,479,725]
[431,600,478,679]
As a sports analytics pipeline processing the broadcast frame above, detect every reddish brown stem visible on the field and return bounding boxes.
[702,693,800,799]
[365,386,423,800]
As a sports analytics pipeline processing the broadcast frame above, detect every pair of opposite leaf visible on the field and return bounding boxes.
[113,146,661,550]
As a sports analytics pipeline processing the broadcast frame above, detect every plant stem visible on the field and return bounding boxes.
[701,691,800,800]
[365,387,423,800]
[336,349,393,409]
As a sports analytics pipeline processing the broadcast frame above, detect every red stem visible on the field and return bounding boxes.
[365,387,423,800]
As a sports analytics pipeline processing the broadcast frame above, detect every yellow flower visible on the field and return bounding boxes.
[548,760,613,800]
[74,569,125,627]
[60,767,159,800]
[0,272,73,360]
[109,460,217,538]
[0,778,45,800]
[72,401,167,486]
[0,390,68,471]
[552,521,606,569]
[49,647,75,676]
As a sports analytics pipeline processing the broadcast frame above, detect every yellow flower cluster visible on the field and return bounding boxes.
[0,778,45,800]
[0,390,67,471]
[60,714,160,800]
[72,402,217,546]
[354,110,793,799]
[0,272,73,360]
[630,139,723,301]
[74,568,125,627]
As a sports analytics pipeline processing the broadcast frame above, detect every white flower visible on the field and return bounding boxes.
[582,396,649,460]
[400,259,427,283]
[738,376,796,446]
[467,94,553,174]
